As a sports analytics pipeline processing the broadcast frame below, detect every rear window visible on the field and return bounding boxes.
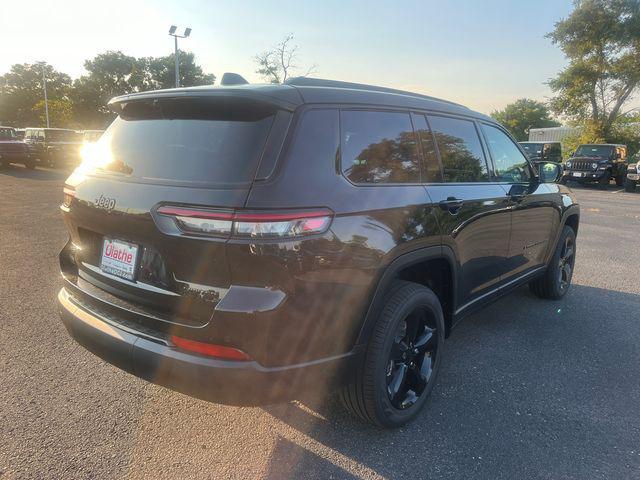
[84,98,276,185]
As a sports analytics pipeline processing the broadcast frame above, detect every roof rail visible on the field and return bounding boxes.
[283,77,466,108]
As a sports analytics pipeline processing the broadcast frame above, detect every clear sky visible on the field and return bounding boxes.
[1,0,578,114]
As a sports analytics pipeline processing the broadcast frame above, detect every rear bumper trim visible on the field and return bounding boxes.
[58,288,354,405]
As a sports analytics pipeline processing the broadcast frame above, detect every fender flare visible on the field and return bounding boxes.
[354,245,457,347]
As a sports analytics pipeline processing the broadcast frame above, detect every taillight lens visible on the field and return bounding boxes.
[62,186,75,208]
[157,206,333,239]
[170,335,251,361]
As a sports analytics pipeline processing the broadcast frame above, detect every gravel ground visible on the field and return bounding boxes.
[1,165,639,480]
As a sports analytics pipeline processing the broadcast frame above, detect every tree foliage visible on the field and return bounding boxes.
[0,51,215,129]
[491,99,560,141]
[547,0,640,138]
[254,34,316,84]
[0,63,72,127]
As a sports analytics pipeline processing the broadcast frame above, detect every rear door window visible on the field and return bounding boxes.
[427,115,489,182]
[340,110,420,184]
[86,98,276,186]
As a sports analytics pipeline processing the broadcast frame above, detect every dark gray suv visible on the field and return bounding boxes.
[58,77,579,428]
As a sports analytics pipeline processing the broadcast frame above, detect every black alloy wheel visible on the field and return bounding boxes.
[340,281,445,428]
[386,308,439,410]
[557,234,575,294]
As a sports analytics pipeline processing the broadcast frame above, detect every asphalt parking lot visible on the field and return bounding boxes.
[0,165,639,480]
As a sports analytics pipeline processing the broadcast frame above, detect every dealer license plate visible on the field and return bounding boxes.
[100,238,139,281]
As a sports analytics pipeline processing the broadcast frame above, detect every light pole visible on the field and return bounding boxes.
[40,62,50,128]
[168,26,191,88]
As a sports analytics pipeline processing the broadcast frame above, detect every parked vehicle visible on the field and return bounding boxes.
[24,128,83,168]
[625,154,639,192]
[82,130,104,143]
[519,141,562,165]
[0,126,34,169]
[57,77,579,428]
[561,144,627,187]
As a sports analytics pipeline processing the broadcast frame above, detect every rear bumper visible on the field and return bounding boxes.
[58,287,355,406]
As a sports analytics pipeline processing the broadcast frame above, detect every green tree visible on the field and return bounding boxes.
[0,63,72,126]
[547,0,640,139]
[491,99,560,141]
[70,50,215,128]
[32,99,76,129]
[70,51,146,128]
[143,50,215,90]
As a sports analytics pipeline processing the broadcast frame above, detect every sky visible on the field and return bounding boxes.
[0,0,579,114]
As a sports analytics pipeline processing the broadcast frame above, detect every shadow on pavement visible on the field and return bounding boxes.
[261,283,640,479]
[0,164,71,181]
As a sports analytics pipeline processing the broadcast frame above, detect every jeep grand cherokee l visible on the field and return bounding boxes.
[58,77,579,428]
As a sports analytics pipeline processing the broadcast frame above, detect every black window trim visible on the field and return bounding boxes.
[338,107,424,187]
[478,121,536,184]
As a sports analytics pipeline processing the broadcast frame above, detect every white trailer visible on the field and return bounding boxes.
[528,126,580,142]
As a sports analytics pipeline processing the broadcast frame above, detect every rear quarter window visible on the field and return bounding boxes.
[340,110,420,184]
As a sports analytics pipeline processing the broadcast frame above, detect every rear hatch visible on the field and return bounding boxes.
[60,93,292,330]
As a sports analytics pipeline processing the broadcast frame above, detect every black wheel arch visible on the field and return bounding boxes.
[355,246,457,347]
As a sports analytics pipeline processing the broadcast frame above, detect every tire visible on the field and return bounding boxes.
[598,171,611,189]
[559,177,568,185]
[615,174,625,186]
[340,281,445,428]
[24,158,36,170]
[625,179,637,193]
[529,225,576,300]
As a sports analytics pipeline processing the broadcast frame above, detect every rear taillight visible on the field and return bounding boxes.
[62,186,75,208]
[156,206,333,239]
[170,335,251,361]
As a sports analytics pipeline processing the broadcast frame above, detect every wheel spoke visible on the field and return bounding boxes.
[563,262,572,281]
[414,327,436,354]
[387,363,408,403]
[419,354,433,385]
[563,246,573,260]
[400,390,418,409]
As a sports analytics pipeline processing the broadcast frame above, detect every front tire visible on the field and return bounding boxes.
[625,179,637,192]
[529,226,576,300]
[340,281,445,428]
[598,171,611,189]
[615,174,625,186]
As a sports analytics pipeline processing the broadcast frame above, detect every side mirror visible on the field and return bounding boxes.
[539,162,561,183]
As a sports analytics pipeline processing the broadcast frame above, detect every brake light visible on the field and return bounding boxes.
[157,206,333,239]
[170,335,251,361]
[62,186,75,208]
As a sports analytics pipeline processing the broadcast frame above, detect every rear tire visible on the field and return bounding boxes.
[529,226,576,300]
[340,281,445,428]
[625,179,636,192]
[615,174,625,186]
[24,158,36,170]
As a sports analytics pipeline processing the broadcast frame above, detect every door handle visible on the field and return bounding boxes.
[438,197,464,214]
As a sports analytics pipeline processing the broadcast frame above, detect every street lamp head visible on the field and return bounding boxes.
[183,27,192,38]
[168,25,177,35]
